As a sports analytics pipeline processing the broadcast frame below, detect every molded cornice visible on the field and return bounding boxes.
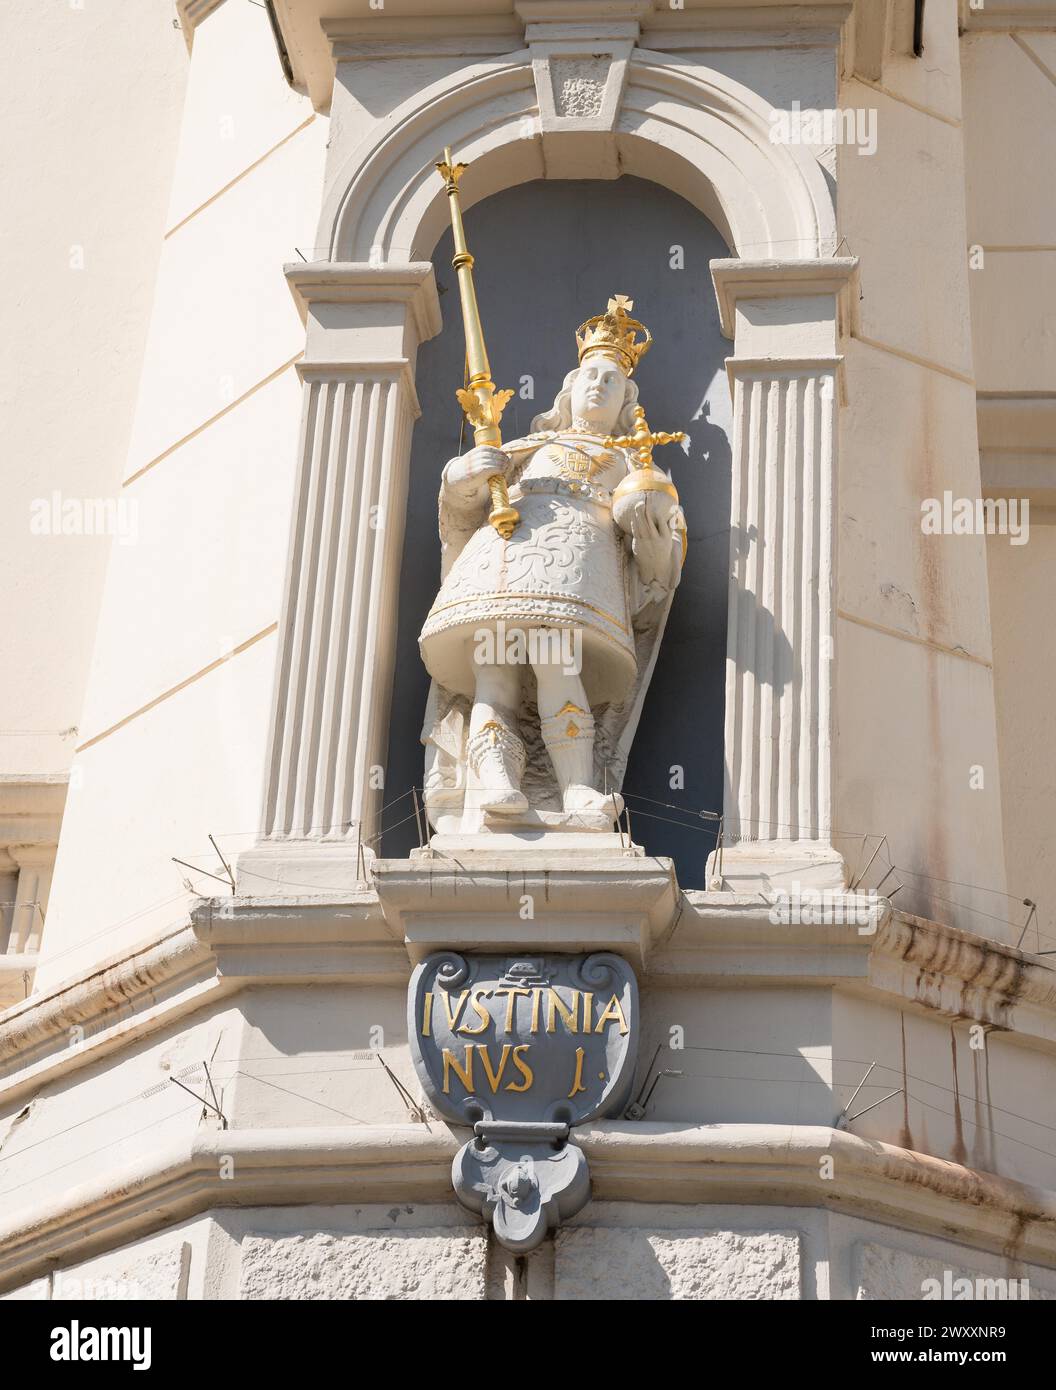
[2,889,1055,1104]
[272,0,863,113]
[0,1120,1054,1293]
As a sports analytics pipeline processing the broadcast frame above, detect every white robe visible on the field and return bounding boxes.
[418,432,638,706]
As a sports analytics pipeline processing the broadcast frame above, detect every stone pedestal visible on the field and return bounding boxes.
[374,853,678,968]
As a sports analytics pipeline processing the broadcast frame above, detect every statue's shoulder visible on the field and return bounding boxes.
[502,430,555,454]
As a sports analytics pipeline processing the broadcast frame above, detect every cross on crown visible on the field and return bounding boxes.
[576,294,653,375]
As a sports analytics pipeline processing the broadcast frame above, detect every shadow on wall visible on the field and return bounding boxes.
[382,177,733,888]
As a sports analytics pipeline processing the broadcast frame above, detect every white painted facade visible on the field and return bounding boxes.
[1,0,1055,1300]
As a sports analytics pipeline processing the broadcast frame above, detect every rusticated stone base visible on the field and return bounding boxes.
[554,1226,801,1300]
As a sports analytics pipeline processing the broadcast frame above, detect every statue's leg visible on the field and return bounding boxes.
[534,657,621,819]
[467,660,528,815]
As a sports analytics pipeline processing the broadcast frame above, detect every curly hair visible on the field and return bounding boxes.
[531,364,641,435]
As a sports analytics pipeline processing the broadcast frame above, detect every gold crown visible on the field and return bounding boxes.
[576,294,652,376]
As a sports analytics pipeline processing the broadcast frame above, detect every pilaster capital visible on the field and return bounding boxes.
[723,354,846,404]
[0,775,67,850]
[292,359,422,419]
[6,844,57,870]
[284,261,442,344]
[710,257,859,342]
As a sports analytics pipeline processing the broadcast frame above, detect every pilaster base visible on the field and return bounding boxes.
[236,842,373,897]
[706,842,846,893]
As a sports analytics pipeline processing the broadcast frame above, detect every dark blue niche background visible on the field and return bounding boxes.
[381,176,732,887]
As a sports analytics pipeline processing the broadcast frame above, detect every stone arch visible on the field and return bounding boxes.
[323,48,837,265]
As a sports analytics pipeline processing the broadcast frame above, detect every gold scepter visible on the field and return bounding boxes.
[436,147,519,540]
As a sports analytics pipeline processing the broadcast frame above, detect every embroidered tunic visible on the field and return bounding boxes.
[418,433,639,705]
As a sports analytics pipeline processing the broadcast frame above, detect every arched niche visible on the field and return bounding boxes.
[243,31,853,899]
[380,174,733,886]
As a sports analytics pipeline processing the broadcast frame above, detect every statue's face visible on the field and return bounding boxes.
[571,355,627,432]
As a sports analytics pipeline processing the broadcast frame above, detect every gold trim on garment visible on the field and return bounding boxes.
[423,590,632,636]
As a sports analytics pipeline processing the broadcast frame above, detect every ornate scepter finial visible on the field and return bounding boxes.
[436,147,518,540]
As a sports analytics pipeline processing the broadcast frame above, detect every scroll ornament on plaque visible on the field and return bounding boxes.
[408,951,638,1251]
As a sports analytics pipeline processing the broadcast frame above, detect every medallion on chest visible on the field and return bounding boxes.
[542,437,619,483]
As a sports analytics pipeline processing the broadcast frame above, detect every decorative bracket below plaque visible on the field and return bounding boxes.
[408,951,639,1251]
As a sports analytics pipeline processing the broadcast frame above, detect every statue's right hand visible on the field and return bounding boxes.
[444,445,510,493]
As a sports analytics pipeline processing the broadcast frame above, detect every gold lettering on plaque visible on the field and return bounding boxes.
[442,989,470,1031]
[478,1043,513,1092]
[507,1044,534,1092]
[442,1045,475,1094]
[494,987,531,1033]
[546,987,579,1034]
[566,1046,587,1098]
[594,993,629,1035]
[459,988,491,1036]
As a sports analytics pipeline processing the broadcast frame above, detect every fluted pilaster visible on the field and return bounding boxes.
[708,258,856,892]
[239,264,440,893]
[724,360,838,846]
[262,367,414,844]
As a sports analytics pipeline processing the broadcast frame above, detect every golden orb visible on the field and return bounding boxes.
[612,468,686,565]
[612,466,680,508]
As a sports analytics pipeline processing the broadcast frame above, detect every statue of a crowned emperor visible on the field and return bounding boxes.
[418,293,689,838]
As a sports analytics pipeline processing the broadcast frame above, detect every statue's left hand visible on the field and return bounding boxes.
[629,500,681,598]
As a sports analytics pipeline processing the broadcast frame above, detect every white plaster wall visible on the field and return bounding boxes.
[962,31,1056,394]
[835,7,1008,933]
[638,986,837,1127]
[36,635,277,988]
[835,617,1007,933]
[0,1002,240,1216]
[872,0,963,125]
[962,28,1056,955]
[76,371,300,742]
[633,981,1056,1191]
[0,0,187,777]
[34,0,326,991]
[123,121,324,478]
[166,0,314,234]
[223,985,417,1130]
[987,520,1056,959]
[831,991,1055,1191]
